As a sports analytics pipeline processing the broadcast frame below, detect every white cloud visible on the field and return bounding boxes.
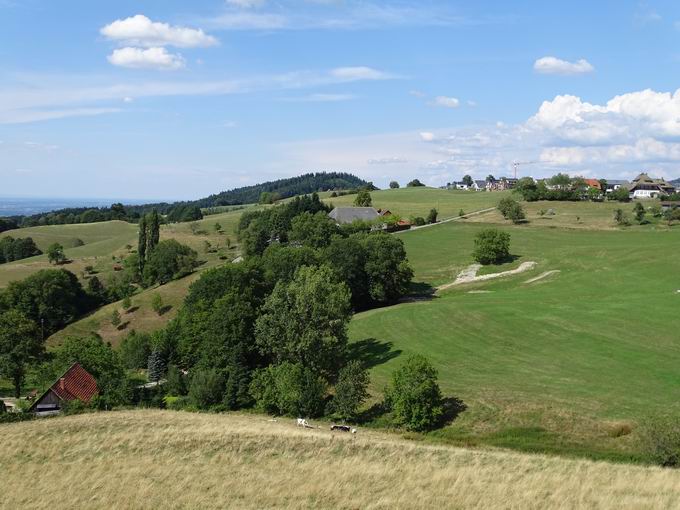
[0,66,397,124]
[281,93,355,102]
[432,96,460,108]
[330,66,392,81]
[409,90,426,97]
[420,132,435,142]
[367,156,408,164]
[533,56,594,75]
[208,2,473,31]
[107,47,186,70]
[101,14,218,48]
[226,0,267,7]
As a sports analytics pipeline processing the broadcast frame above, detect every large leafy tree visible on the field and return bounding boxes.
[385,354,443,431]
[289,211,339,249]
[0,310,42,397]
[353,190,372,207]
[472,229,510,265]
[361,233,414,304]
[142,239,197,286]
[255,265,351,380]
[332,360,370,421]
[0,269,90,335]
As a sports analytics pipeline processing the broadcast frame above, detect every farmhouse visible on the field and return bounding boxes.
[28,363,98,416]
[328,207,379,224]
[583,179,602,190]
[628,173,676,199]
[473,180,487,191]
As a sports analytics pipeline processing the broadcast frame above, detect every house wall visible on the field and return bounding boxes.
[34,390,62,411]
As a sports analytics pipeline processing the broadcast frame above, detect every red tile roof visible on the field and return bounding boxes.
[50,363,98,403]
[583,179,601,189]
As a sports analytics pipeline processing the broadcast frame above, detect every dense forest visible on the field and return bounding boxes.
[5,172,371,229]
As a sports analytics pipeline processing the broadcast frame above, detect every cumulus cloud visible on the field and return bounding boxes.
[533,56,594,75]
[420,132,435,142]
[432,96,460,108]
[101,14,218,48]
[107,47,186,70]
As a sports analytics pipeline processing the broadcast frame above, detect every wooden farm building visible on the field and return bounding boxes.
[29,363,98,415]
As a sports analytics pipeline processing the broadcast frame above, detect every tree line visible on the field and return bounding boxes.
[0,236,42,264]
[5,172,369,229]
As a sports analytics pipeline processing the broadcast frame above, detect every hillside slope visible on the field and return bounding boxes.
[3,410,680,509]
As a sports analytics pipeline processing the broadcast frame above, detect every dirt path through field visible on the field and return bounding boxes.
[525,270,560,284]
[437,261,537,291]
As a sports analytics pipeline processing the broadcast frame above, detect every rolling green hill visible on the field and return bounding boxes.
[324,187,509,220]
[4,410,680,509]
[350,220,680,460]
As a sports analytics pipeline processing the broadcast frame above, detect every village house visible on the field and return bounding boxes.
[627,173,676,199]
[486,177,517,191]
[328,206,380,224]
[605,179,629,193]
[472,180,487,191]
[582,179,602,190]
[28,362,98,416]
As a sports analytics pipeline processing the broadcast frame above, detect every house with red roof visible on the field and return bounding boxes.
[29,362,98,415]
[583,179,602,190]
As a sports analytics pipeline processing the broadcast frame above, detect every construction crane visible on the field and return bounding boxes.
[511,161,540,179]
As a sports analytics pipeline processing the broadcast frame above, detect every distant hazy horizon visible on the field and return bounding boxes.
[0,196,159,217]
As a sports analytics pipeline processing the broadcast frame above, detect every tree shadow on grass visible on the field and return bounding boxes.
[435,397,467,428]
[158,305,173,316]
[116,321,130,331]
[126,306,139,314]
[407,281,436,300]
[348,338,401,369]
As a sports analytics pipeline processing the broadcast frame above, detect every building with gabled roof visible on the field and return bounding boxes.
[28,362,98,415]
[628,173,676,198]
[328,207,380,224]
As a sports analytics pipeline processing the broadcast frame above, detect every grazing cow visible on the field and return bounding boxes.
[330,425,352,432]
[297,418,310,428]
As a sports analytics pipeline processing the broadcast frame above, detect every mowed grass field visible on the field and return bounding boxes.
[351,220,680,460]
[323,187,509,219]
[4,410,680,509]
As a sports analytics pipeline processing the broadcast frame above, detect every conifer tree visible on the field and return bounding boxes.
[148,210,160,252]
[138,216,147,274]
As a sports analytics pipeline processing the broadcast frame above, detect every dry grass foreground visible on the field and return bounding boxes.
[3,410,680,509]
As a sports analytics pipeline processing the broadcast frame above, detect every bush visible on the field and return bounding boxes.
[472,229,510,265]
[0,400,5,414]
[164,395,191,411]
[332,360,370,420]
[165,364,188,396]
[188,369,225,410]
[119,331,152,369]
[641,419,680,467]
[250,362,327,418]
[151,293,163,315]
[384,354,443,432]
[353,190,372,207]
[389,181,400,189]
[426,208,438,224]
[410,216,426,226]
[614,209,631,226]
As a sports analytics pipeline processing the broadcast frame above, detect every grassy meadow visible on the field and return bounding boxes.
[4,410,680,509]
[351,219,680,460]
[322,187,509,219]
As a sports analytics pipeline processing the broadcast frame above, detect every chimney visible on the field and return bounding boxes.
[59,378,65,391]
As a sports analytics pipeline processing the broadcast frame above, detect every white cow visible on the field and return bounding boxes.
[297,418,310,428]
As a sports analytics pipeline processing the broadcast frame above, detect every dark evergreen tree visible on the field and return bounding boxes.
[147,350,166,382]
[138,215,147,275]
[148,210,160,251]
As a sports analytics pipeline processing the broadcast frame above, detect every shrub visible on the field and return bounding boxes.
[0,400,5,414]
[507,203,526,224]
[164,395,191,411]
[641,419,680,467]
[472,229,510,265]
[151,293,163,315]
[119,331,152,369]
[614,209,631,226]
[332,360,370,420]
[497,197,517,218]
[384,354,443,432]
[110,309,121,328]
[426,208,438,224]
[188,369,226,410]
[389,181,400,189]
[165,364,188,396]
[410,216,426,226]
[122,295,132,310]
[459,209,465,217]
[354,190,372,207]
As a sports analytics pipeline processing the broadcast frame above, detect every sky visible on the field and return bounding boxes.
[2,0,680,200]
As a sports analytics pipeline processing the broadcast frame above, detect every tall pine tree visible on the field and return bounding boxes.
[147,210,160,253]
[138,215,147,274]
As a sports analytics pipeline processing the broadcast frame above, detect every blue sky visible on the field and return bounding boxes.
[2,0,680,200]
